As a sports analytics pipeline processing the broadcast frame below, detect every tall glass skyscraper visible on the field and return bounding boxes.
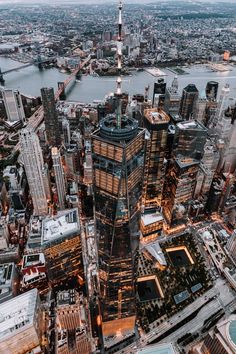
[92,116,145,323]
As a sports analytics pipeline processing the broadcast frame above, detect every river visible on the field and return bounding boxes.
[1,56,236,103]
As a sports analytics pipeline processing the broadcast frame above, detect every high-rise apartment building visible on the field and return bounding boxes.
[143,108,170,206]
[52,147,66,210]
[41,87,61,146]
[92,115,145,324]
[1,88,25,123]
[20,127,48,216]
[179,84,199,120]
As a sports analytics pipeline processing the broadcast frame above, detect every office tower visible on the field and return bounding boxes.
[42,163,51,201]
[42,209,84,286]
[179,84,199,120]
[62,117,71,146]
[92,118,145,323]
[212,84,230,128]
[1,88,25,123]
[194,139,220,200]
[143,108,170,206]
[20,127,48,216]
[56,290,91,354]
[0,289,42,354]
[206,81,218,101]
[41,87,61,146]
[217,105,236,173]
[52,147,66,210]
[164,76,181,116]
[92,0,145,327]
[201,315,236,354]
[173,120,207,160]
[226,231,236,263]
[65,146,79,180]
[163,157,199,226]
[152,78,166,108]
[194,95,207,123]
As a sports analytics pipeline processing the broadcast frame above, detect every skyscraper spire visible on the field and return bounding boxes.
[116,0,123,128]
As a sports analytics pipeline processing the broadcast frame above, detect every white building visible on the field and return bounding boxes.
[20,127,48,216]
[0,288,42,354]
[52,147,66,210]
[1,89,25,123]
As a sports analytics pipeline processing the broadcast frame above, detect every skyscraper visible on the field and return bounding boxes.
[143,107,170,206]
[173,120,208,160]
[1,88,25,123]
[205,81,218,101]
[152,78,166,108]
[41,87,61,146]
[92,117,145,324]
[163,157,199,226]
[20,127,48,216]
[179,84,199,120]
[52,147,66,210]
[91,0,145,332]
[164,76,181,116]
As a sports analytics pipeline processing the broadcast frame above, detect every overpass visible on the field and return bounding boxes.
[13,55,91,152]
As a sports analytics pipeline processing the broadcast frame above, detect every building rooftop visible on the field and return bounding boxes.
[0,263,14,288]
[177,119,207,131]
[175,156,199,169]
[57,289,77,306]
[22,253,45,269]
[137,342,176,354]
[0,288,38,341]
[143,241,167,266]
[141,212,163,227]
[144,108,170,125]
[41,209,79,244]
[184,84,198,93]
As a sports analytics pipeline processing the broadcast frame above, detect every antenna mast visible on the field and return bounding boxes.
[116,0,123,128]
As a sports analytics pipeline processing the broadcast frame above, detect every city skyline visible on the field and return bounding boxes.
[0,0,236,353]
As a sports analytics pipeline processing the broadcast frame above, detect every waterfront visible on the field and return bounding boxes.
[1,56,236,103]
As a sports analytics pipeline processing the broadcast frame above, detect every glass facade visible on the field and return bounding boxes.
[92,122,145,322]
[143,108,170,207]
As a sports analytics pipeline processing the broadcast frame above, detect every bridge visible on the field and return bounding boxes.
[12,55,91,153]
[0,57,56,85]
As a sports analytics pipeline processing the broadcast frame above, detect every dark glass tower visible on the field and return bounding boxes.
[179,84,199,120]
[41,87,61,147]
[206,81,219,101]
[92,117,145,322]
[143,108,170,206]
